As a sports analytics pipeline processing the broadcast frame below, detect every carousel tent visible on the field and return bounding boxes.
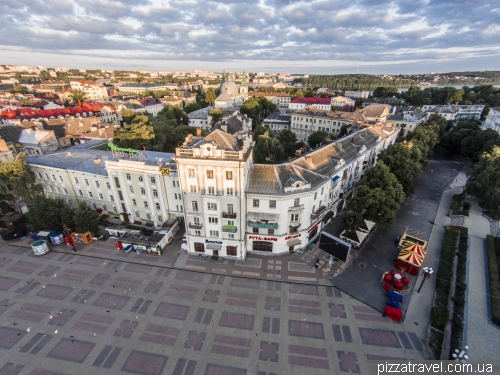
[395,243,426,276]
[358,219,376,233]
[340,229,368,248]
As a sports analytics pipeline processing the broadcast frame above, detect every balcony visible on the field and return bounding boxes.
[248,220,278,229]
[310,205,327,220]
[222,225,237,233]
[288,204,304,212]
[189,222,203,229]
[222,212,237,219]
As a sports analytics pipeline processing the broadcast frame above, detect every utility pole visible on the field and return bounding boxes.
[417,267,433,293]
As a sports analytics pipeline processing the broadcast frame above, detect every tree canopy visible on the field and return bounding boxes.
[27,196,75,232]
[0,153,43,203]
[240,97,278,127]
[307,130,330,148]
[74,202,100,234]
[253,132,284,163]
[68,89,87,104]
[465,146,500,209]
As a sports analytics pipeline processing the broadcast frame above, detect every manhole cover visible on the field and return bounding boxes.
[358,263,367,269]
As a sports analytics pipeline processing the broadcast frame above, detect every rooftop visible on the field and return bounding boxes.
[291,97,331,105]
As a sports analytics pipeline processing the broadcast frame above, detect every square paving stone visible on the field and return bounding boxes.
[93,293,131,310]
[121,350,168,375]
[0,277,21,291]
[0,326,26,349]
[359,328,401,348]
[219,312,254,330]
[46,338,95,363]
[154,302,190,320]
[36,284,73,300]
[288,320,325,339]
[204,363,247,375]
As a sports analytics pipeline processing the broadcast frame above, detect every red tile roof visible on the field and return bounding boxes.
[1,101,115,120]
[290,97,331,105]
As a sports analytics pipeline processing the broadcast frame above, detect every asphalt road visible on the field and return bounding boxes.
[329,146,464,314]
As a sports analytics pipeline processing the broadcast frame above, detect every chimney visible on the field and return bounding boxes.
[93,157,101,164]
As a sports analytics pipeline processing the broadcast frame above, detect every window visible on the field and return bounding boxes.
[135,211,139,217]
[252,241,273,252]
[113,206,117,213]
[102,205,107,211]
[63,188,68,194]
[321,187,324,195]
[228,233,235,239]
[138,176,143,182]
[208,217,218,224]
[194,242,204,253]
[291,213,299,222]
[314,192,317,200]
[268,229,275,235]
[158,215,163,222]
[228,220,234,226]
[294,198,300,206]
[208,202,217,210]
[188,169,195,177]
[36,172,42,179]
[114,177,120,188]
[195,230,201,236]
[126,173,131,180]
[269,200,276,208]
[207,170,213,179]
[110,195,114,202]
[227,204,234,214]
[59,176,63,182]
[141,188,146,195]
[52,174,56,181]
[84,179,89,186]
[146,213,151,220]
[227,246,237,256]
[153,190,158,197]
[88,192,93,198]
[180,205,183,212]
[92,203,97,209]
[106,182,110,189]
[226,171,233,180]
[209,230,219,237]
[95,181,100,188]
[172,181,176,187]
[190,185,197,193]
[253,227,259,233]
[150,177,156,184]
[253,199,259,207]
[78,190,83,196]
[144,201,148,208]
[129,186,134,193]
[99,193,103,200]
[208,186,215,195]
[55,186,60,193]
[174,193,178,199]
[155,203,161,210]
[44,173,49,180]
[191,201,198,211]
[193,217,200,225]
[227,187,233,196]
[132,199,137,206]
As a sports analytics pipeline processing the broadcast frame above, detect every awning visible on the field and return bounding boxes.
[206,244,222,250]
[287,239,301,246]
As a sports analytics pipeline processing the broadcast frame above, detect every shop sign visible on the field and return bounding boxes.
[308,220,322,233]
[205,239,223,244]
[248,235,278,242]
[285,234,301,241]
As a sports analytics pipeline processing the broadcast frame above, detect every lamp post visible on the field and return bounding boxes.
[417,267,434,293]
[452,345,469,362]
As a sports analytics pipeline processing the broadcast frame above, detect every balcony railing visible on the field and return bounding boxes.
[288,204,304,212]
[189,222,203,229]
[222,212,237,219]
[310,205,327,219]
[222,225,237,233]
[248,220,278,229]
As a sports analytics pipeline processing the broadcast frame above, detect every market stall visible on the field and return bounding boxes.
[395,243,426,276]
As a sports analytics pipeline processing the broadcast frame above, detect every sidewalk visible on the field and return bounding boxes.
[462,199,499,360]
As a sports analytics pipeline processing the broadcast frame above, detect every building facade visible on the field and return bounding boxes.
[70,81,109,101]
[344,90,370,99]
[289,97,331,111]
[482,106,500,133]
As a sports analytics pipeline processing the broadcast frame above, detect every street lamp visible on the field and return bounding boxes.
[417,267,434,293]
[452,345,469,362]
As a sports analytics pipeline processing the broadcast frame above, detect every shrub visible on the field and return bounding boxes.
[486,235,500,327]
[429,331,444,360]
[451,194,463,210]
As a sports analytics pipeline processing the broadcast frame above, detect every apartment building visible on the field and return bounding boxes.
[290,106,355,143]
[421,104,485,121]
[482,106,500,133]
[70,80,109,101]
[344,90,370,99]
[263,113,291,135]
[289,97,331,111]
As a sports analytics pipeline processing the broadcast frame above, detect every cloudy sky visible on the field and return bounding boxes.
[1,0,499,74]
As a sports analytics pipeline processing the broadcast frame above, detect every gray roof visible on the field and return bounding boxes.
[246,125,393,195]
[26,140,174,176]
[0,124,22,143]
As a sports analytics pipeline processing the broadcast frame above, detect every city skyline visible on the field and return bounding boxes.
[1,0,499,74]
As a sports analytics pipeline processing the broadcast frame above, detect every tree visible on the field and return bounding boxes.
[373,86,398,98]
[68,89,87,104]
[460,129,500,160]
[184,102,202,114]
[347,162,405,227]
[377,142,423,196]
[209,109,223,125]
[339,125,349,137]
[253,133,284,163]
[113,122,155,150]
[27,197,75,231]
[121,109,137,125]
[307,130,329,148]
[465,146,500,209]
[291,90,304,99]
[354,98,364,108]
[279,129,298,158]
[74,202,100,234]
[0,153,43,203]
[254,125,273,138]
[205,89,216,106]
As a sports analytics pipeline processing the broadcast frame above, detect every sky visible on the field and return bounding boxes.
[1,0,499,75]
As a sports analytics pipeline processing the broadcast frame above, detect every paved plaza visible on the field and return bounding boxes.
[0,236,430,375]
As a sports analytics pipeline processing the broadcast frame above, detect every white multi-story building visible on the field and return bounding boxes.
[331,96,356,107]
[344,90,370,99]
[70,80,109,101]
[421,104,485,121]
[289,97,332,111]
[188,108,212,130]
[263,113,291,135]
[482,106,500,133]
[249,92,291,108]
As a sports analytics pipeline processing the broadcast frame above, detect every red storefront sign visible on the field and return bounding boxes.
[284,234,301,241]
[308,220,322,233]
[248,235,278,242]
